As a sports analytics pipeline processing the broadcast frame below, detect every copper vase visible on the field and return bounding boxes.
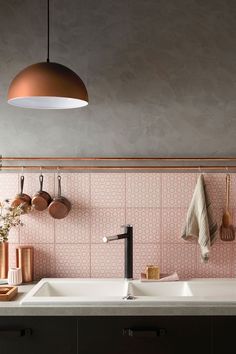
[0,242,9,279]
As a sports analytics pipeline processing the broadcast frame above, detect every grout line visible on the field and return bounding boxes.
[159,173,163,270]
[13,172,18,245]
[17,172,22,245]
[230,243,235,277]
[89,173,92,278]
[194,172,198,277]
[124,173,127,225]
[53,172,56,276]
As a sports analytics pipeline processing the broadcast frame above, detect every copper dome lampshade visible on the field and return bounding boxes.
[7,0,88,109]
[8,62,88,109]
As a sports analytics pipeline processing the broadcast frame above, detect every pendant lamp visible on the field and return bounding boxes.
[7,0,88,109]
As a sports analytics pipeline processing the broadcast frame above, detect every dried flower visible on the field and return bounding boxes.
[0,200,24,243]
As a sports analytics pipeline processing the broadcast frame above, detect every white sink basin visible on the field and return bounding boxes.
[129,279,236,302]
[129,281,192,297]
[21,278,129,305]
[21,278,236,305]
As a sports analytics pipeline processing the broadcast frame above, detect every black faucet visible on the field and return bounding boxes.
[103,225,133,279]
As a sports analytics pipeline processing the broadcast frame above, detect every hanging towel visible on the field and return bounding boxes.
[181,174,218,262]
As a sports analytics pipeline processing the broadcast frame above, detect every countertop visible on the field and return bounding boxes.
[1,283,236,316]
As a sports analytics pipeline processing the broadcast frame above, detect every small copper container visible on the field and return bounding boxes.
[16,246,34,283]
[0,242,9,279]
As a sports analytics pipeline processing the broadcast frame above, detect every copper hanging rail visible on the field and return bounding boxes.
[1,165,236,171]
[2,156,236,161]
[1,157,236,171]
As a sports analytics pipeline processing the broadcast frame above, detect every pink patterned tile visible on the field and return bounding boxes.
[213,207,224,229]
[231,244,236,277]
[162,243,197,279]
[134,243,161,279]
[126,173,161,207]
[231,208,236,231]
[20,211,54,244]
[197,243,233,278]
[91,173,125,208]
[4,171,236,281]
[55,207,90,244]
[162,173,197,208]
[33,244,55,279]
[228,174,236,208]
[91,208,125,243]
[55,244,90,277]
[91,243,124,278]
[204,173,225,210]
[0,173,19,201]
[8,243,19,268]
[126,208,161,243]
[213,207,228,244]
[21,173,55,199]
[162,208,194,244]
[8,227,20,244]
[54,173,90,208]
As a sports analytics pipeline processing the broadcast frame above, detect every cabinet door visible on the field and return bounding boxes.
[212,316,236,354]
[77,316,211,354]
[0,317,77,354]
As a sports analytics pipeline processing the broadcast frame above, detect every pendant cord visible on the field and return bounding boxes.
[47,0,50,62]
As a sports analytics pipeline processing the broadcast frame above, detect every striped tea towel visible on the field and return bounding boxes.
[182,174,218,262]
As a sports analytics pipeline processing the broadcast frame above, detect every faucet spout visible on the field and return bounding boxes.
[102,225,133,279]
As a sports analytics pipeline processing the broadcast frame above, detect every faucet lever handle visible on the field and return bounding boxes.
[121,224,133,229]
[103,235,119,243]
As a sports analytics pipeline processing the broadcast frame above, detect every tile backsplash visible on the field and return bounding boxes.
[1,172,236,280]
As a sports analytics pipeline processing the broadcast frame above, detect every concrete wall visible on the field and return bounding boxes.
[0,0,236,157]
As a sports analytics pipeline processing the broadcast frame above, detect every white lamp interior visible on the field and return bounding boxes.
[8,96,88,109]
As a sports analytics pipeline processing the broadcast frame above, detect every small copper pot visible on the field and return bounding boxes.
[11,176,31,213]
[31,175,52,211]
[48,175,71,219]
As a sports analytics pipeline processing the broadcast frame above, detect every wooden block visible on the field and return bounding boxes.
[145,265,160,280]
[0,286,18,301]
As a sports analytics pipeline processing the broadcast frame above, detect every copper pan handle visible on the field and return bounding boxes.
[39,174,44,192]
[20,175,24,195]
[57,175,62,198]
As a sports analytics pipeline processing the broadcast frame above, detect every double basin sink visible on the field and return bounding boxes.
[21,278,236,305]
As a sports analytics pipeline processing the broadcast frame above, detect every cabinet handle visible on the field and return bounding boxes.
[123,328,166,338]
[0,328,32,338]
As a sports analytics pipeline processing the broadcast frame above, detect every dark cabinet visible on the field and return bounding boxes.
[0,317,77,354]
[77,316,211,354]
[212,316,236,354]
[2,315,236,354]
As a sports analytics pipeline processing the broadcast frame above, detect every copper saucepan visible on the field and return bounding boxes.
[48,175,71,219]
[12,175,31,213]
[31,174,52,211]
